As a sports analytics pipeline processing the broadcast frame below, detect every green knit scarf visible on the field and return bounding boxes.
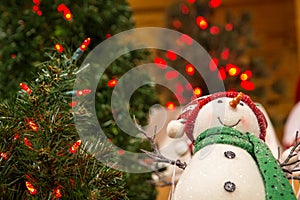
[194,126,296,200]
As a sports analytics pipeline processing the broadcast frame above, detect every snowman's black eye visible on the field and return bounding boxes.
[217,100,223,103]
[239,102,244,106]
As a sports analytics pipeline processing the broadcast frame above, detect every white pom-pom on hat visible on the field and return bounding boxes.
[167,119,185,138]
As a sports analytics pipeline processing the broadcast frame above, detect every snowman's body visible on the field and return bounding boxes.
[174,144,265,200]
[167,92,296,200]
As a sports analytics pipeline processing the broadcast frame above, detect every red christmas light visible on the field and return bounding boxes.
[166,102,176,110]
[180,34,193,45]
[241,80,255,91]
[26,181,37,195]
[54,44,64,53]
[76,89,91,96]
[14,133,20,140]
[106,33,112,38]
[11,54,17,59]
[181,4,189,14]
[166,50,177,61]
[226,64,240,76]
[57,4,72,21]
[196,16,208,30]
[79,38,91,51]
[172,20,182,29]
[240,70,252,81]
[221,48,230,60]
[32,5,39,12]
[118,150,125,156]
[209,58,218,71]
[107,78,118,87]
[27,119,39,132]
[210,26,220,35]
[52,186,63,198]
[69,101,77,107]
[24,138,33,149]
[193,87,202,96]
[218,67,226,80]
[32,0,41,16]
[209,0,222,8]
[0,152,8,160]
[165,70,178,80]
[57,4,66,12]
[69,140,81,154]
[64,13,72,21]
[154,57,167,69]
[185,64,195,76]
[225,23,233,31]
[20,83,32,94]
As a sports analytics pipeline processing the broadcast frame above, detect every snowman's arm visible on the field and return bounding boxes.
[134,117,187,170]
[279,131,300,177]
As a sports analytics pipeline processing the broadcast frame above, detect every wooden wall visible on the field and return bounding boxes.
[127,0,300,141]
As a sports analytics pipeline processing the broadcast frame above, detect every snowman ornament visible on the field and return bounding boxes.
[166,91,296,200]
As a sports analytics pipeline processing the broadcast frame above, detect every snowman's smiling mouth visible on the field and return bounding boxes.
[217,117,241,128]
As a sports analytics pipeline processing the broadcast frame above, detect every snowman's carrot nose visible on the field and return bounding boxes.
[229,92,243,108]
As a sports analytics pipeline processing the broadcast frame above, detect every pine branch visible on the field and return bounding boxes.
[134,116,187,170]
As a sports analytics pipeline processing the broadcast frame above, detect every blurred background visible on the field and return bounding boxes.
[128,0,300,141]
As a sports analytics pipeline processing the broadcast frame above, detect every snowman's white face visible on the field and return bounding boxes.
[193,97,261,139]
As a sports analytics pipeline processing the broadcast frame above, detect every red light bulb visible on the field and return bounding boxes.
[54,44,64,53]
[225,23,233,31]
[27,119,39,132]
[107,78,118,87]
[221,48,230,60]
[26,181,37,195]
[79,38,91,51]
[185,64,195,76]
[24,138,33,149]
[241,81,255,91]
[226,64,240,76]
[69,140,81,154]
[166,102,176,110]
[0,152,8,160]
[196,16,208,30]
[193,87,202,96]
[64,12,72,21]
[154,57,167,69]
[20,83,32,94]
[240,70,252,81]
[166,50,177,61]
[210,26,220,35]
[76,89,91,96]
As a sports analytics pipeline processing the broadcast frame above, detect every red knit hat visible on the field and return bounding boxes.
[178,91,268,142]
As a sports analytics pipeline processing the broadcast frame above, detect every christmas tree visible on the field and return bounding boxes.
[154,0,270,105]
[0,0,138,100]
[0,0,158,199]
[0,49,129,199]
